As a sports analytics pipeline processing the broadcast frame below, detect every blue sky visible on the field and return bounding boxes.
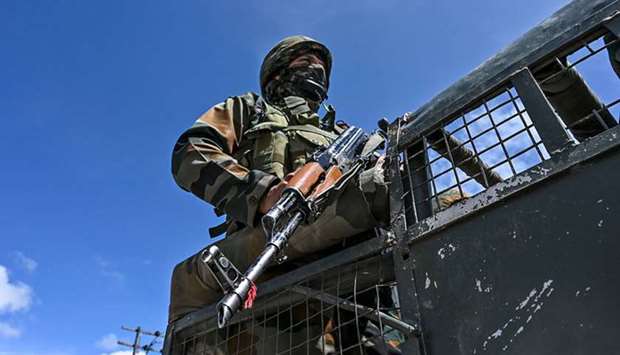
[0,0,604,353]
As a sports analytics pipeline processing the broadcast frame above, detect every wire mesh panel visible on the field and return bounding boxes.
[173,253,412,355]
[535,30,620,142]
[401,87,550,225]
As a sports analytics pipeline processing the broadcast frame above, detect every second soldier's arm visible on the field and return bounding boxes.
[171,94,278,227]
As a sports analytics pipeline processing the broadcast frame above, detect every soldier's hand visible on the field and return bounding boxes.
[258,172,296,214]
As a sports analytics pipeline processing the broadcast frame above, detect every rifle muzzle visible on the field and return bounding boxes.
[217,302,235,329]
[217,277,252,328]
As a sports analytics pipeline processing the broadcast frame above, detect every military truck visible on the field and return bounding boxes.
[163,0,620,353]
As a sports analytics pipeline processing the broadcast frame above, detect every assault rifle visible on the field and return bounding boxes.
[201,125,385,328]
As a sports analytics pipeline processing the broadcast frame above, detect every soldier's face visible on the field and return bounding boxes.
[287,53,326,70]
[266,52,329,106]
[287,53,328,102]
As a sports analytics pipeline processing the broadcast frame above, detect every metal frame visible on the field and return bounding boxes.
[385,0,619,353]
[511,68,574,153]
[401,85,550,223]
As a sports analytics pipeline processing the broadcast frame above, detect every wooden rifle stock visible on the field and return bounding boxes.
[286,162,325,196]
[309,166,343,200]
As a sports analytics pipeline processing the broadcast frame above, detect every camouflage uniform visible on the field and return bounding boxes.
[168,36,388,324]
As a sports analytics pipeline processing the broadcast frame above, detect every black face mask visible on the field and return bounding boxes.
[265,64,328,106]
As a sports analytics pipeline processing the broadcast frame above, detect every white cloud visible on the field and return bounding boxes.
[96,333,119,351]
[0,265,33,313]
[0,322,21,338]
[13,252,38,273]
[101,351,145,355]
[94,257,125,283]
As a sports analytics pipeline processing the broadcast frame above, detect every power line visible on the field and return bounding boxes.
[117,325,162,354]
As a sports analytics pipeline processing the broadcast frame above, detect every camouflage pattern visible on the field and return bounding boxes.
[172,93,279,227]
[260,36,332,97]
[171,92,347,227]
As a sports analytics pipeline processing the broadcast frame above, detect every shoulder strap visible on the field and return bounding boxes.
[208,221,230,239]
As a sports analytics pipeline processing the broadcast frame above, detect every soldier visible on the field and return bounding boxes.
[168,35,389,325]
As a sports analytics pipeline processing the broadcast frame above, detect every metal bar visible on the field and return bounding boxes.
[304,289,310,355]
[405,142,434,222]
[508,89,547,159]
[427,129,546,195]
[319,275,326,355]
[461,115,491,187]
[412,103,528,177]
[511,68,574,153]
[260,298,267,354]
[409,121,538,192]
[386,121,425,355]
[374,284,386,345]
[439,129,465,198]
[403,151,420,222]
[352,268,364,354]
[538,36,620,86]
[132,330,140,355]
[289,286,418,336]
[604,11,620,37]
[484,100,518,176]
[593,109,611,129]
[422,136,442,211]
[428,129,504,187]
[567,98,620,128]
[335,269,343,355]
[411,105,523,170]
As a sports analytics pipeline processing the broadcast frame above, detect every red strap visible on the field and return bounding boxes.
[243,282,257,309]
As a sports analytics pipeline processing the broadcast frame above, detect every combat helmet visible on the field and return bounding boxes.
[260,35,332,97]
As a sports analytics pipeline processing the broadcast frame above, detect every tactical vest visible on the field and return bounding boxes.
[233,98,340,179]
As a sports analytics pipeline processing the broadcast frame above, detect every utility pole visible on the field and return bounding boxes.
[118,325,162,354]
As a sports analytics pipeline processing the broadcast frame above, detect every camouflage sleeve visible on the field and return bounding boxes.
[171,94,279,227]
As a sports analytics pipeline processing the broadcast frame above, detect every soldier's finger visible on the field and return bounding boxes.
[259,180,287,213]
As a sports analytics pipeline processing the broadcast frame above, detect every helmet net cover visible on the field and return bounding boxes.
[260,35,332,97]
